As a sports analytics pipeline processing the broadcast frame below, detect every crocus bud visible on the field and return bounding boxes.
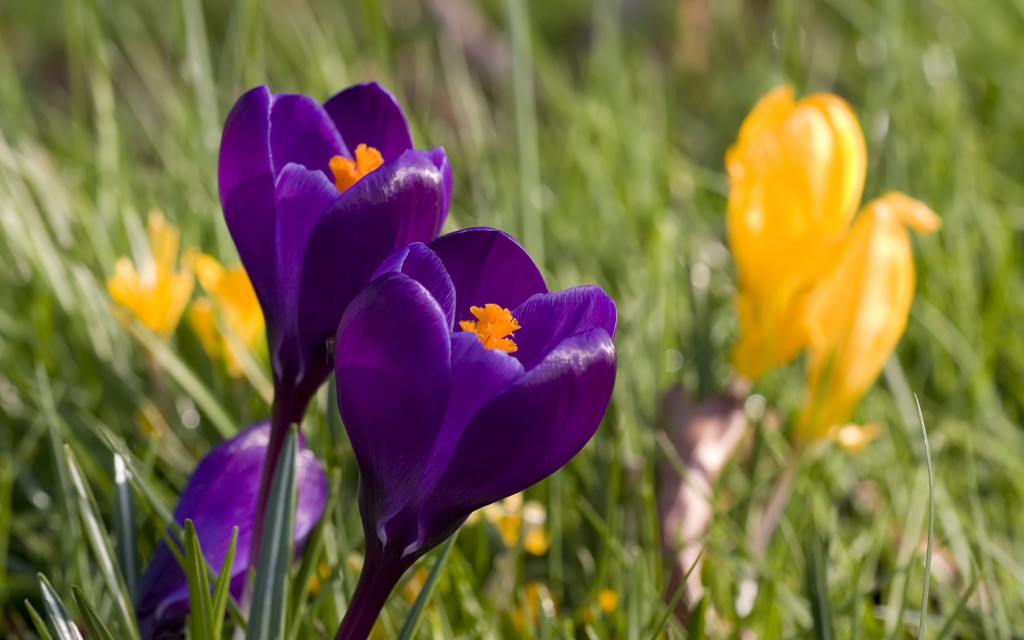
[726,85,867,379]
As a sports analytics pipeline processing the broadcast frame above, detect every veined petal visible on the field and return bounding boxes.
[269,94,348,177]
[323,82,414,162]
[135,422,327,639]
[410,333,525,519]
[424,327,615,524]
[804,93,867,228]
[273,164,342,316]
[429,228,547,325]
[297,149,449,381]
[335,273,452,538]
[373,243,457,329]
[512,285,617,371]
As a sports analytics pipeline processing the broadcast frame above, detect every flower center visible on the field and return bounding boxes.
[459,304,520,353]
[329,144,384,193]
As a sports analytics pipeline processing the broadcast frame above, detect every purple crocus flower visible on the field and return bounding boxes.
[331,228,617,638]
[218,82,450,562]
[135,422,327,640]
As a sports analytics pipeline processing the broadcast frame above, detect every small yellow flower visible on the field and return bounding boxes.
[796,193,940,442]
[307,560,332,597]
[107,211,194,338]
[477,493,549,555]
[402,568,429,604]
[832,422,883,454]
[598,589,618,613]
[188,253,264,377]
[727,84,867,379]
[510,581,555,632]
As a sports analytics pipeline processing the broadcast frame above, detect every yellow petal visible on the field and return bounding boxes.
[795,194,937,441]
[192,253,226,293]
[147,210,181,283]
[726,87,868,379]
[189,298,221,359]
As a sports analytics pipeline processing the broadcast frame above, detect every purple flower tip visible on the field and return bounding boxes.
[218,83,451,406]
[336,228,617,562]
[135,421,328,639]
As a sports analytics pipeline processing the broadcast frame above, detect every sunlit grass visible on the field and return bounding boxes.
[1,0,1022,637]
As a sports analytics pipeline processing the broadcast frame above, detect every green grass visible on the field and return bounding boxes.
[2,0,1023,637]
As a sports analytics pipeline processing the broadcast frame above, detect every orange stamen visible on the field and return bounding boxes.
[329,144,384,193]
[459,304,521,353]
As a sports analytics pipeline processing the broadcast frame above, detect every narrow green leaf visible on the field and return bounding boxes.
[91,422,247,629]
[246,426,298,640]
[916,395,934,638]
[805,530,834,640]
[184,519,215,640]
[648,548,704,639]
[396,532,458,640]
[72,586,116,640]
[935,577,979,640]
[211,527,240,638]
[287,469,340,640]
[64,446,141,639]
[38,574,84,640]
[26,600,56,640]
[113,452,138,599]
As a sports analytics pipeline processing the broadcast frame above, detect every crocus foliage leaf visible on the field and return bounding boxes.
[246,426,298,640]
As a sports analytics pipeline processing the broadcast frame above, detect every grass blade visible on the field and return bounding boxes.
[113,452,138,599]
[916,395,934,637]
[805,530,834,640]
[26,600,56,640]
[211,527,240,638]
[38,573,84,640]
[396,532,458,640]
[647,548,703,639]
[245,425,298,640]
[184,519,215,640]
[72,586,116,640]
[64,446,141,639]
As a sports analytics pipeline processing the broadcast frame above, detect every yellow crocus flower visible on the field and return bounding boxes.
[107,211,194,338]
[727,84,867,379]
[795,193,940,442]
[188,253,265,377]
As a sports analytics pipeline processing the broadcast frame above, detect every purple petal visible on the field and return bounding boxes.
[269,94,348,178]
[335,273,452,538]
[373,243,457,329]
[424,328,616,524]
[323,82,413,162]
[297,149,449,377]
[218,86,277,303]
[428,228,547,324]
[410,332,524,527]
[271,163,342,331]
[136,422,327,639]
[512,285,617,371]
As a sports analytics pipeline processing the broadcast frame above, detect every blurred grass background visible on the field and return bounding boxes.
[1,0,1023,637]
